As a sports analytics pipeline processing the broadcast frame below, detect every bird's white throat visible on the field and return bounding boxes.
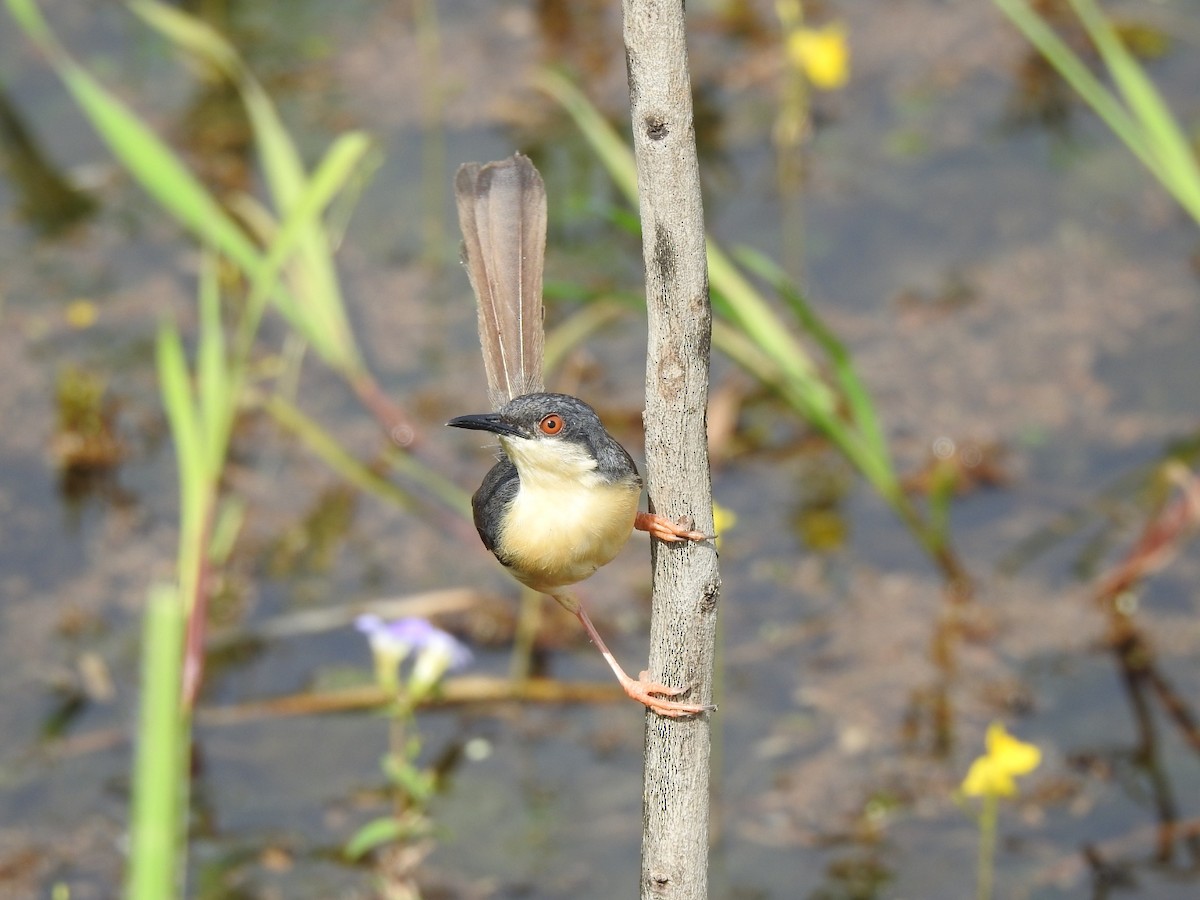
[496,435,640,592]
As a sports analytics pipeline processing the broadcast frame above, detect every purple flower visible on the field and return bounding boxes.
[355,615,472,696]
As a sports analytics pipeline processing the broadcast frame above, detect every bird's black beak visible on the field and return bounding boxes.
[446,412,527,438]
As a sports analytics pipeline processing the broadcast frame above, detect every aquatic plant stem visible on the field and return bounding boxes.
[623,0,719,896]
[127,585,188,900]
[508,587,543,682]
[977,793,998,900]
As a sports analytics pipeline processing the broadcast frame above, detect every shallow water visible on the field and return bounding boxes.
[2,1,1200,897]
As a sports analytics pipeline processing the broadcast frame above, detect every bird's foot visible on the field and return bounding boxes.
[635,512,713,543]
[565,597,715,718]
[621,670,715,718]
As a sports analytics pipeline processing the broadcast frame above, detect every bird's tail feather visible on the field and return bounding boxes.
[454,153,547,409]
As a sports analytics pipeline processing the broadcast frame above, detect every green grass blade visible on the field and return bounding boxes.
[127,0,240,77]
[535,68,639,204]
[233,132,375,363]
[543,300,630,376]
[156,322,204,494]
[248,131,375,322]
[383,445,473,518]
[129,0,367,367]
[12,3,251,261]
[711,318,888,490]
[64,66,262,270]
[6,0,262,271]
[1067,0,1200,223]
[992,0,1158,179]
[706,238,825,391]
[345,816,413,861]
[5,0,52,42]
[537,70,826,393]
[126,583,187,900]
[131,0,366,371]
[733,246,894,471]
[196,255,232,478]
[262,394,423,512]
[157,321,206,607]
[238,77,362,373]
[128,0,305,210]
[208,496,246,567]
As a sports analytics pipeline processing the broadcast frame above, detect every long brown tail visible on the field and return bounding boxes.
[454,153,547,409]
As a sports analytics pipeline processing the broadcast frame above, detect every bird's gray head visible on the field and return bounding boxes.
[447,392,638,485]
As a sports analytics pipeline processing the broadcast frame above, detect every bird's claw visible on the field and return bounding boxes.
[624,670,715,718]
[635,512,713,544]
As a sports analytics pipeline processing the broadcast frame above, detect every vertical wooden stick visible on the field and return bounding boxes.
[623,2,719,898]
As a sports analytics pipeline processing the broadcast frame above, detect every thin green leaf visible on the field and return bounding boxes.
[708,322,827,435]
[131,0,364,370]
[156,321,206,606]
[382,755,436,804]
[706,239,825,392]
[196,255,231,477]
[262,395,423,512]
[383,445,473,518]
[535,68,639,204]
[1068,0,1200,222]
[157,323,203,503]
[712,317,898,500]
[237,75,362,372]
[246,132,376,343]
[5,0,54,43]
[12,13,264,273]
[127,0,240,79]
[928,462,957,547]
[126,583,187,900]
[543,300,630,376]
[344,815,428,861]
[734,246,893,470]
[537,70,826,399]
[208,496,246,566]
[250,100,363,372]
[325,139,383,249]
[992,0,1158,181]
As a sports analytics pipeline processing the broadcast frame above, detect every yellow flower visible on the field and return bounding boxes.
[787,23,850,90]
[712,501,737,549]
[961,722,1041,798]
[65,300,99,330]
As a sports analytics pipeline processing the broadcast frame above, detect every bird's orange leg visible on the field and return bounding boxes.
[634,512,712,543]
[552,591,714,718]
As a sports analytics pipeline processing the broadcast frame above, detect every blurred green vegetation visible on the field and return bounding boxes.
[8,0,1198,895]
[995,0,1200,227]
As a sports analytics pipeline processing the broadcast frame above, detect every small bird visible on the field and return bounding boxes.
[448,154,713,717]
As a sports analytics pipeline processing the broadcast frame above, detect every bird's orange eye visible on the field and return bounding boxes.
[539,414,564,435]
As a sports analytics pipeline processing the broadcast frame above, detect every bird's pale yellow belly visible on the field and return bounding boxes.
[498,475,640,593]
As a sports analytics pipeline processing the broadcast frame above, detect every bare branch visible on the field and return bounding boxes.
[623,1,720,898]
